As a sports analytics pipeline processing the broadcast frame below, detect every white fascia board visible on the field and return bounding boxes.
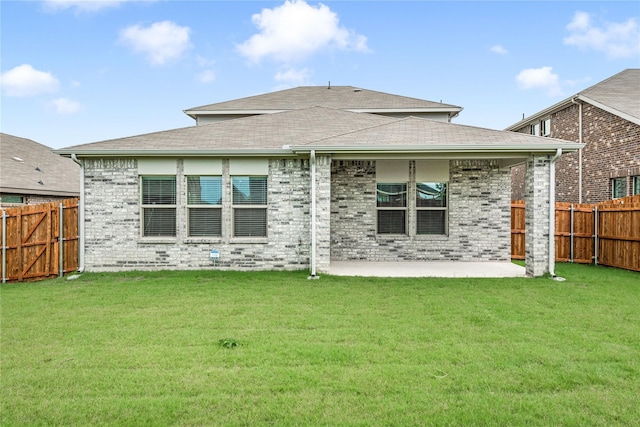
[54,149,297,158]
[183,109,287,118]
[290,143,584,155]
[579,95,640,126]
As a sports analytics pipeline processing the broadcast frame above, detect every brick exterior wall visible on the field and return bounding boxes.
[524,155,551,277]
[330,159,512,262]
[0,193,75,207]
[81,156,520,273]
[511,103,640,203]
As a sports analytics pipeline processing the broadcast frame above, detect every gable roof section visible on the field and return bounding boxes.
[1,133,80,197]
[56,107,581,158]
[184,86,462,118]
[505,69,640,130]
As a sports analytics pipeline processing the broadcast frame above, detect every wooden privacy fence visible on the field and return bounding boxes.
[1,198,79,283]
[512,194,640,272]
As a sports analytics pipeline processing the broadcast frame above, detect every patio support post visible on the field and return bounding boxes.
[71,154,85,273]
[309,150,318,279]
[549,148,562,277]
[524,154,551,277]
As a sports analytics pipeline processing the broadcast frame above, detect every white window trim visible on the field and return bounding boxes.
[140,175,177,239]
[186,175,223,238]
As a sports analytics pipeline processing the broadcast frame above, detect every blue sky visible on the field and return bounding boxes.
[1,0,639,149]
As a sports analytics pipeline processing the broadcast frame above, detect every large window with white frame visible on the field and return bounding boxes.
[141,176,176,237]
[377,183,407,234]
[416,182,447,234]
[232,176,267,237]
[187,176,222,236]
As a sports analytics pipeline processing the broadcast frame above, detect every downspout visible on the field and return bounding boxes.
[71,154,85,273]
[572,97,583,203]
[549,148,562,278]
[308,150,318,279]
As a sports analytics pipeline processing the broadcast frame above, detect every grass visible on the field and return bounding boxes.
[1,264,639,426]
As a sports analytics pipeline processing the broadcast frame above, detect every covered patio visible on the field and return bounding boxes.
[329,261,526,278]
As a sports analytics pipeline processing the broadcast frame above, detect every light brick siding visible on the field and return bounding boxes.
[83,158,312,272]
[524,155,551,277]
[82,156,518,272]
[511,103,640,203]
[330,160,512,262]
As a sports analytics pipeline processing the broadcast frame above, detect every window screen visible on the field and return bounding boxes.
[377,183,407,234]
[416,182,447,235]
[232,176,267,237]
[187,176,222,237]
[141,176,176,237]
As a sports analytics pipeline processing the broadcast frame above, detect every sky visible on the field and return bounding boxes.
[1,0,639,149]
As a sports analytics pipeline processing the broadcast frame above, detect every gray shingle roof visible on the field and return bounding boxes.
[57,107,581,156]
[1,133,80,197]
[185,86,461,113]
[580,69,640,120]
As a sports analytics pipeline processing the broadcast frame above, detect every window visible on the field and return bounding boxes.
[612,177,627,199]
[530,122,540,136]
[1,195,24,204]
[541,118,551,137]
[141,176,176,236]
[187,176,222,236]
[377,183,407,234]
[232,176,267,237]
[416,182,447,234]
[634,176,640,196]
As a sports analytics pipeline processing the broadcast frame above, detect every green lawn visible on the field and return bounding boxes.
[1,264,639,426]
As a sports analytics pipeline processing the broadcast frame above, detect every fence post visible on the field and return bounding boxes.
[570,204,574,263]
[59,202,64,278]
[2,210,6,283]
[594,206,599,265]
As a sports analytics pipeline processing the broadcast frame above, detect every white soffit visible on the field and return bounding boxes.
[138,159,177,175]
[183,159,223,175]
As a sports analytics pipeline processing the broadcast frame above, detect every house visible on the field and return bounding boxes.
[55,86,583,277]
[507,69,640,203]
[1,133,80,206]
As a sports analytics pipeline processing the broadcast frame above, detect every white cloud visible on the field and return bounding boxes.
[516,66,562,96]
[51,97,82,114]
[564,11,640,59]
[0,64,60,97]
[119,21,192,65]
[197,70,216,84]
[490,44,508,54]
[274,67,311,85]
[237,0,370,64]
[43,0,156,13]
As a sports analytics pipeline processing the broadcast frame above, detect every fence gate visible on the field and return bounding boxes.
[1,199,79,283]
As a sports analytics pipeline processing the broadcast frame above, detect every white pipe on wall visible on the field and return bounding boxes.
[71,154,85,273]
[549,148,562,277]
[309,150,317,278]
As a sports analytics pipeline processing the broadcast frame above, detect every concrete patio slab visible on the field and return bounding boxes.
[328,261,527,278]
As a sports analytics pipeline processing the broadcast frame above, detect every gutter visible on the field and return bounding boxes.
[308,150,319,279]
[549,149,562,278]
[70,154,85,273]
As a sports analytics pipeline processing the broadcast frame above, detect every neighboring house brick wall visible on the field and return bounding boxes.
[330,159,511,262]
[0,193,74,206]
[511,103,640,203]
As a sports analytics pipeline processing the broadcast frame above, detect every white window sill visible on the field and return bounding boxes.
[138,238,177,244]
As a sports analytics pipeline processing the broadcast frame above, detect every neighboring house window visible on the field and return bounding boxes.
[633,176,640,196]
[416,182,447,235]
[541,118,551,137]
[141,176,176,236]
[1,195,24,204]
[187,176,222,237]
[611,177,627,199]
[232,176,267,237]
[377,183,407,234]
[530,122,540,136]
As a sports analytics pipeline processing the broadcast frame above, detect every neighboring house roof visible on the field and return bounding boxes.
[56,107,582,158]
[184,85,462,119]
[1,133,80,197]
[505,69,640,130]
